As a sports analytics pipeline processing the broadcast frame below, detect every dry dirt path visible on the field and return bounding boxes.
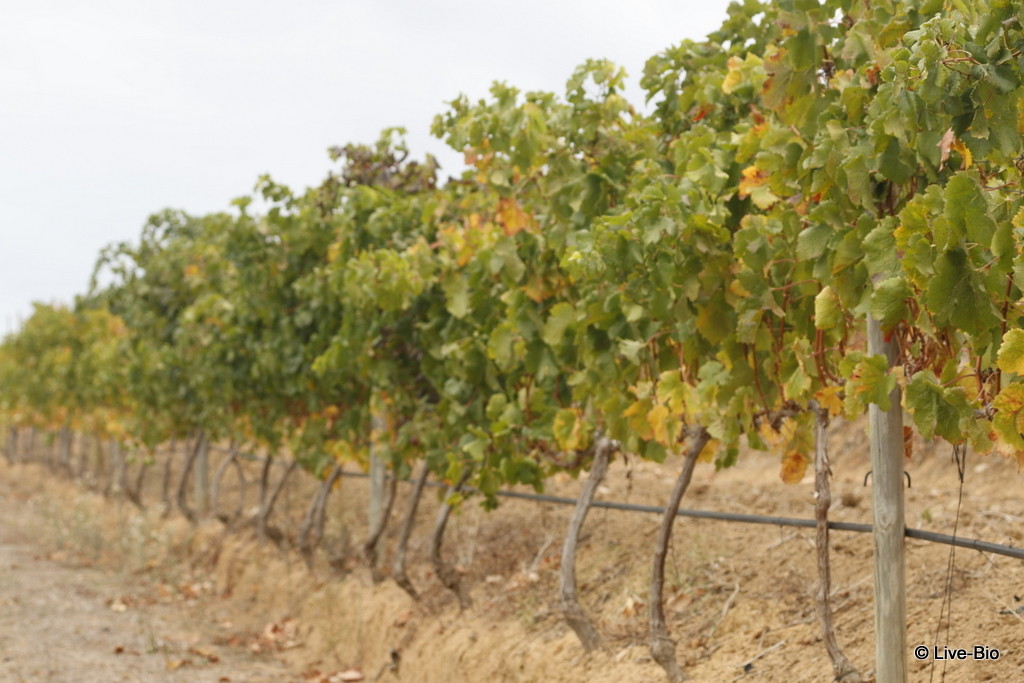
[0,504,299,682]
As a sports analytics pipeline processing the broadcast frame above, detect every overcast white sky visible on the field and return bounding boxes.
[1,0,734,335]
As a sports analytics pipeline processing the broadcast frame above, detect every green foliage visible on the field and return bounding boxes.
[8,0,1024,500]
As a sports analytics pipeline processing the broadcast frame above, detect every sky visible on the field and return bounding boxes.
[1,0,735,335]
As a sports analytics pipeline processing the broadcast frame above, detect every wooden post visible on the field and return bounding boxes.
[58,426,72,472]
[867,317,907,682]
[106,438,125,496]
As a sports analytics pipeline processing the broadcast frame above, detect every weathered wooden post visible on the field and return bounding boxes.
[867,317,907,682]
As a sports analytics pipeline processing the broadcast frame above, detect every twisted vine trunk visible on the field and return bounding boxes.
[47,429,60,469]
[313,465,342,554]
[364,468,398,582]
[812,403,863,682]
[4,426,16,464]
[431,469,472,609]
[76,432,90,481]
[160,440,178,516]
[258,459,297,544]
[649,427,709,682]
[176,433,202,524]
[25,428,37,462]
[125,456,149,509]
[192,430,210,517]
[560,436,617,652]
[257,455,273,511]
[211,445,246,525]
[297,463,343,564]
[393,461,430,599]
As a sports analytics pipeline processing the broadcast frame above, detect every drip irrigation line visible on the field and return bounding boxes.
[336,470,1024,562]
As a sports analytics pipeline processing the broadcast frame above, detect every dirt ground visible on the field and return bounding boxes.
[2,418,1024,682]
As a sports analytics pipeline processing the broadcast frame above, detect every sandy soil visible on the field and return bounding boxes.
[2,418,1024,682]
[0,536,294,683]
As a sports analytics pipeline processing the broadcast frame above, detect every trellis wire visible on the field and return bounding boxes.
[332,470,1024,562]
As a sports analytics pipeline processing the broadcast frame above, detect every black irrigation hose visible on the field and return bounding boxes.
[39,439,1024,561]
[337,470,1024,562]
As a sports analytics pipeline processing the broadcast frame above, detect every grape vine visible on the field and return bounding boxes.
[4,1,1024,680]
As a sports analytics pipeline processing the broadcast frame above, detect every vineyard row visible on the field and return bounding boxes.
[6,1,1024,680]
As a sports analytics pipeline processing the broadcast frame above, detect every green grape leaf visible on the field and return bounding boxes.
[542,302,575,347]
[870,277,910,333]
[796,224,831,260]
[844,354,896,412]
[878,136,913,184]
[924,248,998,337]
[477,468,499,496]
[617,338,646,363]
[814,286,841,330]
[784,363,811,401]
[944,172,995,249]
[442,273,470,319]
[904,371,967,442]
[696,292,730,345]
[863,220,898,279]
[552,408,588,451]
[487,323,517,370]
[462,434,488,461]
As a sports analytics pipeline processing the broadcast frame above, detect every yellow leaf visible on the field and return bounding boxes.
[951,139,972,169]
[729,279,751,298]
[738,165,768,197]
[647,404,674,446]
[522,271,557,302]
[327,242,342,263]
[553,409,589,451]
[760,416,813,463]
[656,370,688,416]
[780,450,808,484]
[721,56,745,94]
[814,386,843,417]
[759,417,797,450]
[697,438,719,463]
[496,197,534,236]
[623,399,654,440]
[737,165,779,209]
